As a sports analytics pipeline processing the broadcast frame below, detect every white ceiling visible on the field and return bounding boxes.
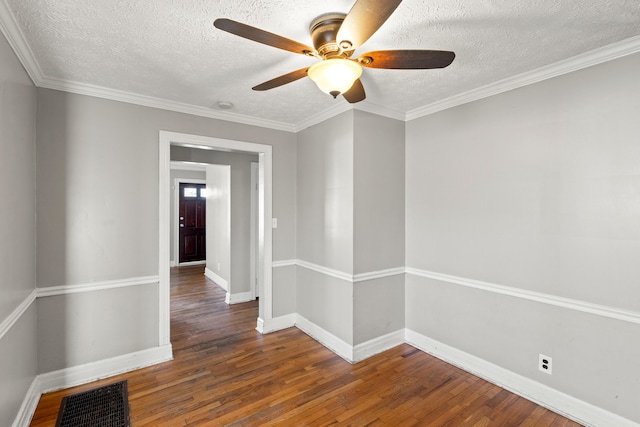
[2,0,640,130]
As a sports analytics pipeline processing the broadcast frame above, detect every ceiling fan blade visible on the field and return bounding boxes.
[342,79,366,103]
[336,0,403,50]
[252,68,310,91]
[358,50,455,69]
[214,18,316,56]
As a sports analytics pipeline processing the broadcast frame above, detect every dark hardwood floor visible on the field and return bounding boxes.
[30,265,582,426]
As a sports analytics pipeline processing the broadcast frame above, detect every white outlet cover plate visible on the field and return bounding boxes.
[539,354,552,375]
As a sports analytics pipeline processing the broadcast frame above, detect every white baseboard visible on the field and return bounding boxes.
[225,291,253,305]
[256,314,296,334]
[13,344,173,427]
[12,376,41,427]
[204,268,228,291]
[295,315,354,363]
[352,329,405,363]
[37,344,173,394]
[405,329,639,427]
[176,260,206,267]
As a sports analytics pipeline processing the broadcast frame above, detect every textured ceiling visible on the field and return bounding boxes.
[4,0,640,128]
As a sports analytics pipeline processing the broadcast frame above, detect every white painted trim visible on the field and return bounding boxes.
[283,259,405,283]
[175,260,206,267]
[160,131,273,345]
[0,0,43,85]
[405,330,639,427]
[225,291,254,305]
[38,344,173,394]
[173,177,207,266]
[296,259,354,282]
[294,103,352,132]
[12,376,41,427]
[250,161,259,299]
[159,132,172,346]
[0,289,37,341]
[43,76,297,132]
[354,101,405,122]
[204,267,228,291]
[272,259,297,268]
[256,314,296,334]
[353,267,405,283]
[36,276,159,298]
[406,267,640,325]
[407,35,640,120]
[352,329,405,363]
[170,161,207,172]
[295,315,354,363]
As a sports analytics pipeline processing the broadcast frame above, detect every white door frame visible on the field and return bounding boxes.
[159,131,273,347]
[173,177,206,267]
[250,161,259,299]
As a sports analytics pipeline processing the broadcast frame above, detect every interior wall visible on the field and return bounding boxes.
[352,110,406,345]
[405,52,640,423]
[353,110,405,275]
[34,87,296,371]
[204,164,231,287]
[0,29,38,426]
[296,111,354,343]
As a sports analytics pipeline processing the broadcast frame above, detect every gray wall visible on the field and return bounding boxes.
[35,88,297,371]
[405,52,640,423]
[353,110,405,274]
[172,147,258,294]
[0,30,38,426]
[297,111,354,343]
[295,110,407,346]
[205,164,231,286]
[352,111,405,345]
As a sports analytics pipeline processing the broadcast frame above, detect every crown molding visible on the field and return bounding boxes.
[293,99,406,132]
[407,35,640,121]
[294,102,352,132]
[354,100,405,121]
[0,0,44,84]
[37,76,298,132]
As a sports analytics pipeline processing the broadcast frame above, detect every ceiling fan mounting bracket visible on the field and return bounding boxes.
[309,13,353,59]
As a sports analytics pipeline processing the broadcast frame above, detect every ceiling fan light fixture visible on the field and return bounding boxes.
[308,58,362,98]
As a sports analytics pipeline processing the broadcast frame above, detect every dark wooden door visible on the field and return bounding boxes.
[179,183,206,263]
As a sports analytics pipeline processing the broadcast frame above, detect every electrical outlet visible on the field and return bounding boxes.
[539,354,552,375]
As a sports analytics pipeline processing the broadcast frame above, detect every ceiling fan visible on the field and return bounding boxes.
[213,0,455,103]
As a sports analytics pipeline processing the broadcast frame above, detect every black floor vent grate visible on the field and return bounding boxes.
[55,380,130,427]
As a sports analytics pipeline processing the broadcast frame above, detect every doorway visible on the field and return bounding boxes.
[159,131,274,348]
[178,182,206,264]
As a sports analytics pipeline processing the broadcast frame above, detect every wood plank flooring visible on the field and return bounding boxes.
[30,265,583,426]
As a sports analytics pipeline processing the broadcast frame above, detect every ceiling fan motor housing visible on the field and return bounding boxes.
[309,13,351,58]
